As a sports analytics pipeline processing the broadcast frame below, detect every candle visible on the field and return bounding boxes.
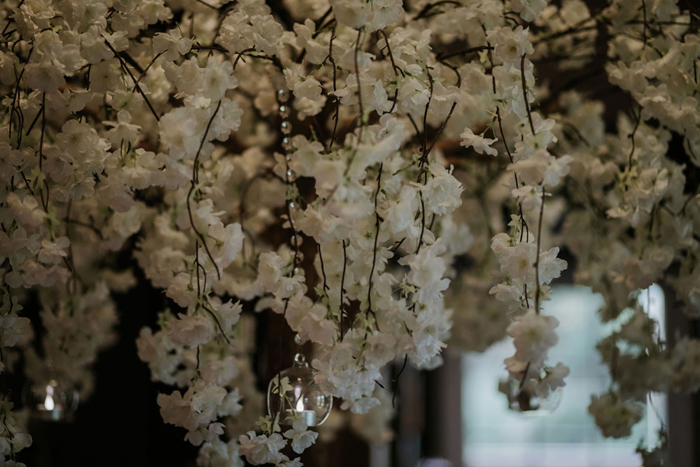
[296,409,316,426]
[282,398,317,426]
[284,409,316,426]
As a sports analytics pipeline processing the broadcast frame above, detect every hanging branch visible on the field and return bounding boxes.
[38,92,46,171]
[379,30,403,114]
[380,30,404,77]
[317,243,330,294]
[392,354,408,407]
[24,98,44,136]
[534,186,546,313]
[416,192,427,255]
[35,91,51,214]
[195,345,201,374]
[187,101,223,281]
[414,68,435,255]
[641,0,648,49]
[354,28,365,142]
[9,47,33,145]
[132,51,163,90]
[195,241,203,296]
[519,361,532,390]
[339,239,348,339]
[202,303,232,344]
[521,53,541,312]
[103,36,160,121]
[0,0,23,37]
[485,40,530,243]
[520,54,536,135]
[327,30,339,150]
[420,68,434,160]
[365,164,383,332]
[342,28,367,176]
[627,100,642,167]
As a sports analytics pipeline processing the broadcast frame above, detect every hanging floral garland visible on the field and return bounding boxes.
[1,0,699,465]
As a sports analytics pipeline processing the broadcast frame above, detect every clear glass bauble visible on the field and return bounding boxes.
[28,379,79,422]
[504,377,562,416]
[267,343,332,427]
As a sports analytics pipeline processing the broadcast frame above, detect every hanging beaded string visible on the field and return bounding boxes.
[273,87,302,426]
[279,89,301,271]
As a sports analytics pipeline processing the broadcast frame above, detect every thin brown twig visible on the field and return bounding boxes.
[187,101,223,281]
[103,37,160,121]
[328,30,339,150]
[366,164,383,331]
[202,303,232,344]
[339,239,348,339]
[132,51,163,91]
[520,54,536,135]
[534,186,546,313]
[354,28,365,140]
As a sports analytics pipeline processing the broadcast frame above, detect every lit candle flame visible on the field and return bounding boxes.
[44,385,55,411]
[295,397,304,412]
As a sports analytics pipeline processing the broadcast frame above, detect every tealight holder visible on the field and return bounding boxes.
[267,336,332,427]
[29,379,79,422]
[504,377,562,416]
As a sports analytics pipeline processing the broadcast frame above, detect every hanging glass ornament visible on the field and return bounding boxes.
[28,379,79,422]
[503,377,562,416]
[267,335,332,427]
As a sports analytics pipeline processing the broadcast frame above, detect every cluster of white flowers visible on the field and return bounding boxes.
[588,391,645,439]
[0,400,32,466]
[478,15,573,400]
[539,0,700,450]
[389,2,700,461]
[2,0,700,464]
[24,283,118,401]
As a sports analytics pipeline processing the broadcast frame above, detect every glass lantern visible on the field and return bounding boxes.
[267,336,332,427]
[504,377,562,416]
[28,379,79,422]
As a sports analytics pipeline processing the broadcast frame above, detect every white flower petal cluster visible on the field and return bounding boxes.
[158,380,242,447]
[24,283,118,399]
[284,419,318,454]
[505,309,559,378]
[0,401,32,465]
[460,128,498,156]
[238,428,309,467]
[588,392,644,439]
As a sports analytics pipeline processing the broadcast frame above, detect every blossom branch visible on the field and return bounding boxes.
[534,186,545,313]
[102,37,160,121]
[354,28,365,140]
[202,303,231,344]
[187,100,223,281]
[366,164,383,330]
[339,239,348,339]
[520,54,536,135]
[327,29,339,149]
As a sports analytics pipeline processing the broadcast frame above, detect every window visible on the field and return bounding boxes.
[462,285,666,467]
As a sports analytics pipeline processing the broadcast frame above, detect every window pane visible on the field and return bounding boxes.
[462,285,666,467]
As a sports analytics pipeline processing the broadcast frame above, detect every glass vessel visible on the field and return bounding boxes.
[28,379,79,422]
[504,377,562,416]
[267,336,332,427]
